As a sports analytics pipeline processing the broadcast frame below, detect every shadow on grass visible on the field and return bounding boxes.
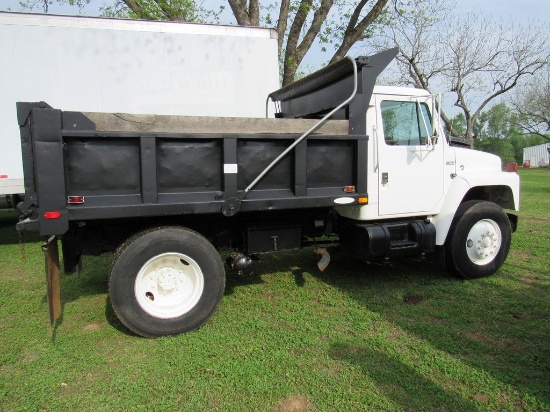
[329,343,482,411]
[296,249,550,408]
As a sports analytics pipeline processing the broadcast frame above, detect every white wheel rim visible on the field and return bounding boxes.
[135,252,204,319]
[465,219,502,266]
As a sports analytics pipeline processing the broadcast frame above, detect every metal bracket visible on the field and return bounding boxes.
[221,192,246,217]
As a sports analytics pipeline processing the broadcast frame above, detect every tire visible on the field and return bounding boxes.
[109,226,225,337]
[445,200,512,279]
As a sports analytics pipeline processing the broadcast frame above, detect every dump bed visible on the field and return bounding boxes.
[16,49,398,237]
[16,104,367,236]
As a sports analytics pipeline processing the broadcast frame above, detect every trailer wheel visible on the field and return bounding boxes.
[109,227,225,337]
[446,200,512,279]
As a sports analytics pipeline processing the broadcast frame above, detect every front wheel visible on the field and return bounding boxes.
[446,200,512,279]
[109,227,225,337]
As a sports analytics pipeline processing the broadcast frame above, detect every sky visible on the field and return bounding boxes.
[2,0,549,24]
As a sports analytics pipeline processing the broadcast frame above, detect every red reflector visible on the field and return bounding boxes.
[44,211,61,219]
[68,196,85,204]
[0,174,8,179]
[343,186,356,193]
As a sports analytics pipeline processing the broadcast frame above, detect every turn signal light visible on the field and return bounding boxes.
[343,186,356,193]
[44,211,61,219]
[358,197,368,204]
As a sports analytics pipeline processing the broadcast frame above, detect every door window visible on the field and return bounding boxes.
[381,101,432,146]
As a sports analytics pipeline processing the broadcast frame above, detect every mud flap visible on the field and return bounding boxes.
[315,247,331,272]
[43,236,61,327]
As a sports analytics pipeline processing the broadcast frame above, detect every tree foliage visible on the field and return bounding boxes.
[449,103,547,164]
[18,0,90,13]
[228,0,391,86]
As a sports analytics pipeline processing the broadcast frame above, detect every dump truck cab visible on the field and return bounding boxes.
[335,86,519,247]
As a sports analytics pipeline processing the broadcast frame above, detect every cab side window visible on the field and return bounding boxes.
[381,100,432,146]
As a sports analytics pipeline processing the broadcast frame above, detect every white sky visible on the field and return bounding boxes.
[2,0,548,24]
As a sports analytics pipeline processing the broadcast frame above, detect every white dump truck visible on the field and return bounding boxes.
[0,11,279,209]
[16,48,520,337]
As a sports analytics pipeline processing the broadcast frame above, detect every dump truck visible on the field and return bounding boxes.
[16,48,520,337]
[0,11,279,210]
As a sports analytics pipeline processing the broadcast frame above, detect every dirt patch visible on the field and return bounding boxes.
[473,393,490,404]
[387,328,402,340]
[403,293,428,305]
[504,340,520,351]
[465,332,492,344]
[278,395,313,412]
[23,353,37,363]
[429,315,445,325]
[510,250,532,260]
[83,323,101,332]
[518,276,536,285]
[511,312,526,320]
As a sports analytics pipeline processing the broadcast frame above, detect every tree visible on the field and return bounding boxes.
[18,0,90,13]
[474,103,518,163]
[446,112,465,137]
[468,102,547,164]
[19,0,224,21]
[228,0,392,86]
[372,0,550,147]
[511,66,550,141]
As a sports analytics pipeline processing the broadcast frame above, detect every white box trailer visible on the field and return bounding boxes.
[523,143,550,167]
[0,11,279,208]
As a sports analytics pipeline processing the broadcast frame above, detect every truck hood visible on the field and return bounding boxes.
[453,147,502,175]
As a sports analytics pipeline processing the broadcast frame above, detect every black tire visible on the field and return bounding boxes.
[109,226,225,337]
[445,200,512,279]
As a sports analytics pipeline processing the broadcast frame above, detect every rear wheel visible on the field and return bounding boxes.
[109,227,225,337]
[446,200,512,279]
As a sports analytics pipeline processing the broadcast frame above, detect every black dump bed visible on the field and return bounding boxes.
[16,49,397,236]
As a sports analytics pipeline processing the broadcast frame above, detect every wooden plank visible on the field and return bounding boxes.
[43,237,61,327]
[82,112,349,136]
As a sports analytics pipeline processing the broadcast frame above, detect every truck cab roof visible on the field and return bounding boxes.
[372,85,431,97]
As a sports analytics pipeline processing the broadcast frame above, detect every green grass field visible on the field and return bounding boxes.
[1,168,549,411]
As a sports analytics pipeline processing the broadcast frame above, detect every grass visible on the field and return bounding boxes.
[1,168,549,411]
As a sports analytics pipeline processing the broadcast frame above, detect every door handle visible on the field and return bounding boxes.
[382,172,388,184]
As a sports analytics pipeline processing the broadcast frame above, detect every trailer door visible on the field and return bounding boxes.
[375,95,444,216]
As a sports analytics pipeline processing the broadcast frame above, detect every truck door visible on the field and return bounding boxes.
[375,95,444,216]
